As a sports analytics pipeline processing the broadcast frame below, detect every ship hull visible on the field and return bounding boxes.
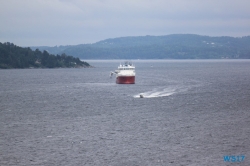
[116,76,135,84]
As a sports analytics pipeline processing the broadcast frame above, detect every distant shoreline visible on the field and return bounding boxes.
[30,34,250,59]
[0,42,91,69]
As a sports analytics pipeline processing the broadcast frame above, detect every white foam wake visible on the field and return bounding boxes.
[133,87,176,98]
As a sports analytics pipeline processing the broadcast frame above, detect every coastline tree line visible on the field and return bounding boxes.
[0,42,90,69]
[32,34,250,59]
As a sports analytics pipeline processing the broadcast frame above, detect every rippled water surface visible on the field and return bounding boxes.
[1,60,250,165]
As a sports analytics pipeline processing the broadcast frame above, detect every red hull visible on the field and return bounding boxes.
[116,76,135,84]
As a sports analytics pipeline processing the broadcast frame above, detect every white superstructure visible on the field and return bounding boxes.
[110,61,136,84]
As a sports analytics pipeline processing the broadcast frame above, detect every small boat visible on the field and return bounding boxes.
[110,61,135,84]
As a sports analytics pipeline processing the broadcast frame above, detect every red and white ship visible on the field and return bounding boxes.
[110,62,135,84]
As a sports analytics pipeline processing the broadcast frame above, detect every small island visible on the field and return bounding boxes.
[0,42,90,69]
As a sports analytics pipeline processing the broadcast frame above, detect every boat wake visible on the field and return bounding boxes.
[132,81,203,99]
[133,87,178,98]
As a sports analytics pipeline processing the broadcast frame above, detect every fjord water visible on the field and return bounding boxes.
[1,60,250,165]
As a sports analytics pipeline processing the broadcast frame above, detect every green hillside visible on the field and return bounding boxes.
[0,42,90,69]
[31,34,250,59]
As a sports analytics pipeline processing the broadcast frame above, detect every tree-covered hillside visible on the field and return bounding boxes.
[0,42,90,69]
[31,34,250,59]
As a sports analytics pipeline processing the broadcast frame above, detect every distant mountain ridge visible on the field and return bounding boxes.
[30,34,250,59]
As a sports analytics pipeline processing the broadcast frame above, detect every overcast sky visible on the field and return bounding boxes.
[1,0,250,46]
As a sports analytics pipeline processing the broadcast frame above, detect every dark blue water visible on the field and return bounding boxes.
[1,60,250,165]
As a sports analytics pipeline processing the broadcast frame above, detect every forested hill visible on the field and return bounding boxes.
[0,42,90,69]
[31,34,250,59]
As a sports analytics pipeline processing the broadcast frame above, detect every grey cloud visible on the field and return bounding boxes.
[0,0,250,46]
